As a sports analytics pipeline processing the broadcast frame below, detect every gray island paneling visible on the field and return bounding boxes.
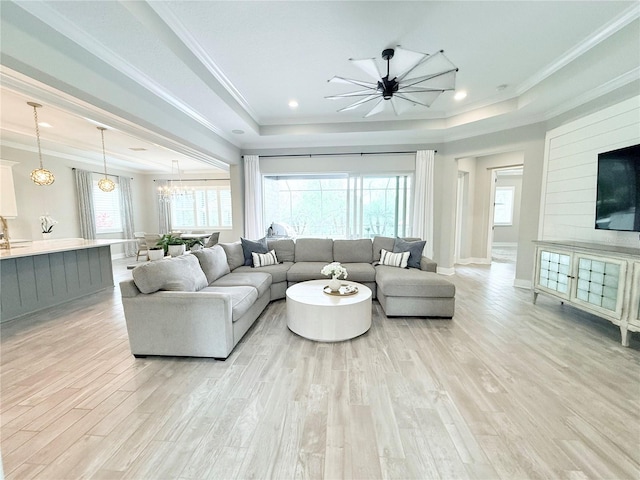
[1,239,131,323]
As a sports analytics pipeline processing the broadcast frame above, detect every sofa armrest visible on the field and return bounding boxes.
[420,256,437,272]
[120,290,235,357]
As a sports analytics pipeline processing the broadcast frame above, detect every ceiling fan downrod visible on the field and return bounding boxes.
[379,48,398,100]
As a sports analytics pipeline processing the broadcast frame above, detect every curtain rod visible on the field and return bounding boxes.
[71,167,132,180]
[242,150,436,159]
[153,178,230,182]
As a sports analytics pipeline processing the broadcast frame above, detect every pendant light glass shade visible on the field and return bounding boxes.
[28,102,55,186]
[97,127,116,192]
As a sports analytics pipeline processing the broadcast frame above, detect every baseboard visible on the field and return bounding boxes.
[437,266,456,276]
[455,257,491,266]
[513,279,532,290]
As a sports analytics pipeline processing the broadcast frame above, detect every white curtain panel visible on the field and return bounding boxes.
[244,155,264,239]
[156,180,171,234]
[73,168,96,239]
[119,176,136,257]
[413,150,435,259]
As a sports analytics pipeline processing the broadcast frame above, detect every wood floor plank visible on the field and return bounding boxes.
[1,259,638,479]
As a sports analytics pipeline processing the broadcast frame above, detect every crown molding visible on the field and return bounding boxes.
[517,3,640,96]
[148,1,259,123]
[13,1,233,145]
[1,68,230,172]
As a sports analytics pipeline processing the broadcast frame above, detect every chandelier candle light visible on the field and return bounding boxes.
[97,127,115,192]
[28,102,55,186]
[321,262,348,292]
[158,160,192,202]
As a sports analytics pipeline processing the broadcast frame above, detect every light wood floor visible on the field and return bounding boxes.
[1,260,638,479]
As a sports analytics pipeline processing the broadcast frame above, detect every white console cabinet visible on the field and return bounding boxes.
[533,241,640,346]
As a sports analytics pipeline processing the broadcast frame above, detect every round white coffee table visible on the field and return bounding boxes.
[286,280,372,342]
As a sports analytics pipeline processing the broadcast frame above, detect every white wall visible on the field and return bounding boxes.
[540,96,640,247]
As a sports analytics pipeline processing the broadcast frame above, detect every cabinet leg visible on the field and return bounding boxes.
[532,292,538,304]
[620,326,630,347]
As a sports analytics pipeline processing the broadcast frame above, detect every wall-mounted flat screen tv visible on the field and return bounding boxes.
[595,144,640,232]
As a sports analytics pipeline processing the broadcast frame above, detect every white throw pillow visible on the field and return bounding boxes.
[379,248,409,268]
[252,249,279,268]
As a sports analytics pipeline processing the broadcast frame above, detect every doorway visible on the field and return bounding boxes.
[489,166,523,264]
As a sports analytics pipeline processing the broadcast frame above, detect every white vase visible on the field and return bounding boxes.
[42,232,52,240]
[328,277,341,292]
[168,244,186,257]
[148,249,164,261]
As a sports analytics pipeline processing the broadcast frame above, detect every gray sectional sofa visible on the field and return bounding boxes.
[120,236,455,359]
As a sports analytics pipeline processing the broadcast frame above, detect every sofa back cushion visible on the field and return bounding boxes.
[219,241,245,271]
[192,245,231,284]
[333,239,373,263]
[267,238,295,262]
[132,254,208,294]
[295,238,334,262]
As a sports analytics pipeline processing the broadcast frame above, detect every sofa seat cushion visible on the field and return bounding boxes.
[287,262,330,282]
[375,265,455,298]
[210,271,272,297]
[340,263,376,282]
[132,254,208,294]
[200,286,258,321]
[234,262,293,284]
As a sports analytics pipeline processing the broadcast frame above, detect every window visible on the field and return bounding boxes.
[494,186,515,225]
[170,182,232,229]
[263,174,412,238]
[93,175,122,234]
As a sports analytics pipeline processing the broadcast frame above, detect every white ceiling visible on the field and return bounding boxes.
[1,1,638,172]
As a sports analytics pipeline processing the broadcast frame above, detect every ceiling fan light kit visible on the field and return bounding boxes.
[327,46,459,117]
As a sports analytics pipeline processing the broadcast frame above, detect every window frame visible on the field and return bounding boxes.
[493,185,515,226]
[93,174,123,234]
[169,181,233,230]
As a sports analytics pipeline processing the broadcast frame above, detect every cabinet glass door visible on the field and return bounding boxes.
[574,255,624,316]
[538,250,571,295]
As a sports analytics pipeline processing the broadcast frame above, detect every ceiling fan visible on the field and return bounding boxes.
[326,46,459,117]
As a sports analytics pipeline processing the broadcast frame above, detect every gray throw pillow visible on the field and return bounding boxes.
[192,245,230,284]
[393,237,426,269]
[241,237,268,266]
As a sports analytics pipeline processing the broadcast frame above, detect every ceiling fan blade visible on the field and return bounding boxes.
[364,98,387,117]
[328,76,378,89]
[390,97,413,116]
[400,69,457,90]
[395,91,443,108]
[325,89,379,100]
[389,46,428,79]
[398,51,457,82]
[337,95,380,112]
[350,58,382,81]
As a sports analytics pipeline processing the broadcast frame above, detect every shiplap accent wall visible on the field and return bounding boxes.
[539,96,640,247]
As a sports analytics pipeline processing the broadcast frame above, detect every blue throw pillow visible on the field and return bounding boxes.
[241,237,268,266]
[393,237,426,269]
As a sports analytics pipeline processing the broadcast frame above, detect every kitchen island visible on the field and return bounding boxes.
[1,238,132,323]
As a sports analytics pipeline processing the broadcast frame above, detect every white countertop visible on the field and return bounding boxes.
[0,238,135,259]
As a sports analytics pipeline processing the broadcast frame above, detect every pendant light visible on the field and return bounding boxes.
[28,102,55,186]
[97,127,115,192]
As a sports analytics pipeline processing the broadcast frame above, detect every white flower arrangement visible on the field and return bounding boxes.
[40,215,58,233]
[321,261,348,280]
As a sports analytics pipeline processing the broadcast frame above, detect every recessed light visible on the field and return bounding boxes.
[38,122,52,128]
[496,84,508,91]
[454,91,467,101]
[288,100,299,109]
[232,129,245,135]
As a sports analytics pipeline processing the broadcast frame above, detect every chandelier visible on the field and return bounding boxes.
[97,127,116,192]
[158,160,192,202]
[28,102,55,186]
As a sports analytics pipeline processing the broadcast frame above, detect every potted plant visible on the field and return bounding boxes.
[147,246,164,261]
[156,234,186,257]
[185,237,204,252]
